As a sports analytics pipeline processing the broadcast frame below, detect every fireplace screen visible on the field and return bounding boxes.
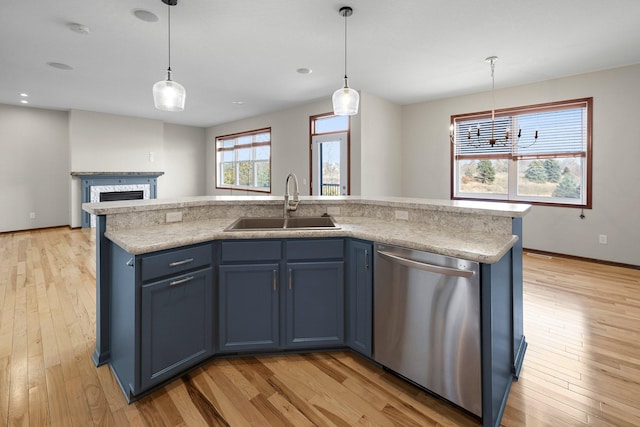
[99,190,144,202]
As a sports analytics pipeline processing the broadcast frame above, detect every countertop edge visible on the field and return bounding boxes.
[83,195,531,218]
[104,218,518,264]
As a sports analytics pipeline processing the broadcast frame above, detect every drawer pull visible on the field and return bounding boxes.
[169,258,194,267]
[169,276,194,286]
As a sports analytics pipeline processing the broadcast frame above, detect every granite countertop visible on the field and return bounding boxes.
[105,216,518,264]
[83,195,530,218]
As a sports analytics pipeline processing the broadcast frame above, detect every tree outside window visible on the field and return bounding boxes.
[451,98,592,208]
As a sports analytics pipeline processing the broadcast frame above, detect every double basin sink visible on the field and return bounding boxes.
[225,216,339,231]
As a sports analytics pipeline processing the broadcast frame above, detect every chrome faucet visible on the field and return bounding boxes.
[284,172,300,217]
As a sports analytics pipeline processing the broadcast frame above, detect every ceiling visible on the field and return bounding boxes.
[2,0,639,128]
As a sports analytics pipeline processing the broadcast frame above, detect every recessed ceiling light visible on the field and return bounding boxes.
[133,9,159,22]
[67,22,90,35]
[232,101,245,105]
[47,62,74,70]
[20,93,28,97]
[20,100,29,104]
[297,68,313,74]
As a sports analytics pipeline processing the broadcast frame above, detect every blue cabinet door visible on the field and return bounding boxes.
[346,239,373,357]
[285,261,345,349]
[140,268,214,391]
[218,264,280,352]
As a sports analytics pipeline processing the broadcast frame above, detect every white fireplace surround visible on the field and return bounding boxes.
[88,184,150,227]
[71,172,163,228]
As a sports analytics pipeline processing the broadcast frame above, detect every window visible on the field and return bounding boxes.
[310,113,350,196]
[216,128,271,193]
[451,98,592,208]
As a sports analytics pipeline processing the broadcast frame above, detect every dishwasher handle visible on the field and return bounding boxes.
[376,250,475,278]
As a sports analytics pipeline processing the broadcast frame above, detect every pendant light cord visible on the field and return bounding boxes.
[489,57,496,139]
[167,0,172,79]
[343,12,348,81]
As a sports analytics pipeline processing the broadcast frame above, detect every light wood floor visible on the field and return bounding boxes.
[1,227,639,426]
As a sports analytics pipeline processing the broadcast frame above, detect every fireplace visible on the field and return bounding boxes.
[100,190,144,202]
[71,172,164,228]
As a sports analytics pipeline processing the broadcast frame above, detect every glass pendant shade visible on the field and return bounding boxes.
[332,6,358,116]
[153,0,185,112]
[153,74,186,112]
[332,83,359,116]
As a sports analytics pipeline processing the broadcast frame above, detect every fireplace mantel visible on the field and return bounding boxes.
[72,172,164,228]
[71,172,165,179]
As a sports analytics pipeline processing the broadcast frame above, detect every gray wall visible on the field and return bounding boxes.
[205,93,404,198]
[401,64,640,266]
[206,98,365,197]
[0,105,69,232]
[360,92,403,197]
[68,110,207,227]
[0,105,206,231]
[3,63,637,265]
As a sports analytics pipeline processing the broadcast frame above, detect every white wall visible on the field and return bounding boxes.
[360,93,403,196]
[69,110,164,227]
[206,98,364,196]
[402,64,640,266]
[0,105,69,232]
[68,110,206,227]
[161,123,206,198]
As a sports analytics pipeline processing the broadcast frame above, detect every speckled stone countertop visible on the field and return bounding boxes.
[83,195,530,218]
[105,216,518,264]
[87,195,529,263]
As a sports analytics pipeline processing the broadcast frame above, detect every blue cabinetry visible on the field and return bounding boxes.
[218,238,346,353]
[346,239,373,357]
[108,242,214,401]
[140,268,213,390]
[218,263,280,351]
[285,239,345,349]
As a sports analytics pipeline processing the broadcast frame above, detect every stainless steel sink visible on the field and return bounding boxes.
[224,216,339,231]
[285,216,336,228]
[226,217,286,230]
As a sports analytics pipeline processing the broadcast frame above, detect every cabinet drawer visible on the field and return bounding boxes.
[286,239,344,260]
[141,244,212,282]
[220,240,282,263]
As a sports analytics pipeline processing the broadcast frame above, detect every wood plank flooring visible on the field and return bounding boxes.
[0,227,639,426]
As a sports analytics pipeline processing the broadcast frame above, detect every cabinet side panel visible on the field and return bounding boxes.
[347,240,373,357]
[109,243,136,397]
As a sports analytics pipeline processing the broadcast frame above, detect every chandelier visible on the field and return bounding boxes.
[451,56,538,148]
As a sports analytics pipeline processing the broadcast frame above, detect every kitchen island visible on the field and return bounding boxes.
[84,195,529,427]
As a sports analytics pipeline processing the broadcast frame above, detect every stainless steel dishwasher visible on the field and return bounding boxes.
[373,243,482,417]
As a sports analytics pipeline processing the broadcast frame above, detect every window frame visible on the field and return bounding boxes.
[308,112,351,195]
[450,98,593,208]
[215,127,272,193]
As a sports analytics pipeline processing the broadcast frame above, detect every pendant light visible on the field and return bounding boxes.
[332,6,359,116]
[153,0,186,112]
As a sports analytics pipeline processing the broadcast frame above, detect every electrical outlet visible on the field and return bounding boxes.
[148,151,154,163]
[598,234,608,244]
[29,212,36,219]
[166,211,183,223]
[395,210,409,221]
[327,206,341,216]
